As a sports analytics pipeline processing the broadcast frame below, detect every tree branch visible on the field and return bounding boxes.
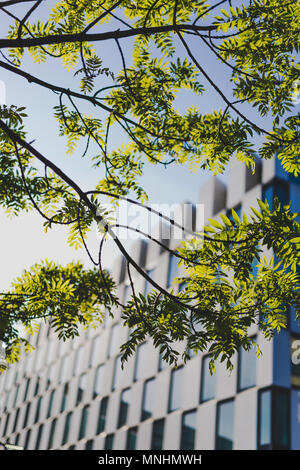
[0,23,217,49]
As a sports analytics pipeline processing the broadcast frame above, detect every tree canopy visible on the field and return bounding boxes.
[0,0,299,372]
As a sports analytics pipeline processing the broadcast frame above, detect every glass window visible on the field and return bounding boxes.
[144,268,155,296]
[23,402,31,427]
[35,423,43,450]
[85,439,94,450]
[216,400,235,450]
[168,367,184,412]
[158,351,169,371]
[93,364,105,398]
[200,356,216,402]
[12,408,20,433]
[89,335,102,368]
[61,383,69,412]
[118,388,131,428]
[167,254,178,288]
[134,343,148,382]
[104,433,114,450]
[47,390,55,418]
[23,377,31,401]
[48,418,57,449]
[3,413,10,436]
[258,388,290,450]
[34,396,42,423]
[262,180,289,212]
[141,378,155,421]
[78,405,89,440]
[238,339,257,391]
[273,389,289,449]
[107,324,121,358]
[112,355,124,391]
[291,388,300,449]
[258,389,273,449]
[76,373,87,405]
[126,427,138,450]
[34,376,40,396]
[97,397,109,434]
[24,429,31,450]
[180,410,197,450]
[151,419,165,450]
[291,336,300,387]
[62,412,72,445]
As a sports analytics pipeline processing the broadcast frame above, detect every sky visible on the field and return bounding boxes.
[0,1,274,291]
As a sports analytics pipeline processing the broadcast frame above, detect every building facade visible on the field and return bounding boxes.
[0,157,299,451]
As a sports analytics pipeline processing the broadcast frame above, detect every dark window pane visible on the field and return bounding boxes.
[23,402,31,427]
[62,412,72,445]
[97,397,109,434]
[48,418,57,449]
[104,434,114,450]
[258,388,290,450]
[34,377,40,396]
[12,408,20,433]
[85,439,94,450]
[118,388,131,428]
[200,356,216,402]
[78,405,89,440]
[3,413,10,436]
[24,429,31,450]
[23,378,30,401]
[167,254,178,288]
[47,390,55,418]
[262,180,289,212]
[61,383,69,412]
[126,427,138,450]
[169,367,184,412]
[238,340,257,391]
[158,351,169,371]
[151,419,165,450]
[35,424,43,450]
[34,396,42,423]
[216,401,234,450]
[141,379,155,421]
[273,389,289,449]
[262,184,274,211]
[76,374,87,405]
[180,410,197,450]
